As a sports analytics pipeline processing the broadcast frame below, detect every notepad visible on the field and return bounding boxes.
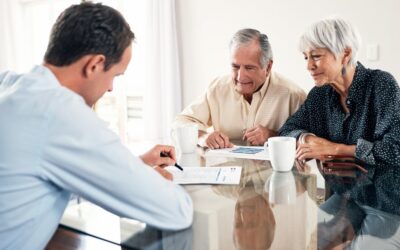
[166,166,242,185]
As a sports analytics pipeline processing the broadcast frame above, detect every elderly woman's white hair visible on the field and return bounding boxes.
[299,17,362,67]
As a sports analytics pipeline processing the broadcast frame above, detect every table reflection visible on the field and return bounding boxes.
[234,182,275,250]
[122,226,193,250]
[316,161,400,250]
[266,171,296,205]
[59,152,319,249]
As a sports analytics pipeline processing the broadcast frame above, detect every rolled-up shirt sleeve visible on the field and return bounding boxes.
[174,90,212,132]
[355,74,400,167]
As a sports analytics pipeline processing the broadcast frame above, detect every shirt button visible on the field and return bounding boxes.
[346,100,351,105]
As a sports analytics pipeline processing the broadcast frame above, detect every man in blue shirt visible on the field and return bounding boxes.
[0,3,193,249]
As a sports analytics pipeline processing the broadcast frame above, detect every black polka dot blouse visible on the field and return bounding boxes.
[279,62,400,215]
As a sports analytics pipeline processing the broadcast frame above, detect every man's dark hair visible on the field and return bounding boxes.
[44,2,135,70]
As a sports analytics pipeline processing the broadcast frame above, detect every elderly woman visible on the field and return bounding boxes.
[279,17,400,249]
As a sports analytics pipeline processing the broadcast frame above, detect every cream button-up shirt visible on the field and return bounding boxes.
[175,71,306,141]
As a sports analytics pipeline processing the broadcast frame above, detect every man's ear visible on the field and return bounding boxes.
[265,60,273,76]
[83,55,106,78]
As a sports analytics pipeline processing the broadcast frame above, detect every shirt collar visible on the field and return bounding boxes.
[232,73,271,99]
[257,73,271,99]
[30,65,61,87]
[346,62,368,107]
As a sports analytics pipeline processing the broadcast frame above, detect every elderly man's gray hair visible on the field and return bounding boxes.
[299,17,361,66]
[230,28,273,68]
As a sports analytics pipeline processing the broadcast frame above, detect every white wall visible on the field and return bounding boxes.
[176,0,400,106]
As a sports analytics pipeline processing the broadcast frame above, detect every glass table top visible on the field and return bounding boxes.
[60,149,385,250]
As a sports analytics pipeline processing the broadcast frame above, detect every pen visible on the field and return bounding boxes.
[160,152,184,171]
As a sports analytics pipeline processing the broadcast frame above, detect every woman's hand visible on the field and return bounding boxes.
[296,135,355,161]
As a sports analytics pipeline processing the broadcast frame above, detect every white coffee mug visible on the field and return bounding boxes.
[265,171,296,205]
[265,136,296,172]
[172,124,198,154]
[179,152,201,166]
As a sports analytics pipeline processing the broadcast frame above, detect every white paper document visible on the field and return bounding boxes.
[205,146,269,160]
[166,166,242,185]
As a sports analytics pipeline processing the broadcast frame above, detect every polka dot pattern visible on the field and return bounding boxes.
[279,62,400,215]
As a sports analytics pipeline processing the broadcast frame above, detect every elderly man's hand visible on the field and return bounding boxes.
[204,131,234,149]
[243,125,277,146]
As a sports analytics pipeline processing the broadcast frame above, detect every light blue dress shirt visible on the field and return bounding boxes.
[0,66,193,250]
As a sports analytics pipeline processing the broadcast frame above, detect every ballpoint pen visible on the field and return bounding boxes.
[160,152,184,171]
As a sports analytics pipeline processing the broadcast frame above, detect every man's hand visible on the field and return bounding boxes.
[139,144,176,167]
[203,131,234,149]
[152,166,173,181]
[243,125,277,146]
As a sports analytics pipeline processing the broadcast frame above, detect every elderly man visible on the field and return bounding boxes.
[175,29,306,149]
[0,3,192,249]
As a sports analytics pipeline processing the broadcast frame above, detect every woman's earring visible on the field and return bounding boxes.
[341,66,347,76]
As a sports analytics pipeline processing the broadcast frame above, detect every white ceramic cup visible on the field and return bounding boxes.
[179,152,200,166]
[172,124,198,154]
[265,136,296,172]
